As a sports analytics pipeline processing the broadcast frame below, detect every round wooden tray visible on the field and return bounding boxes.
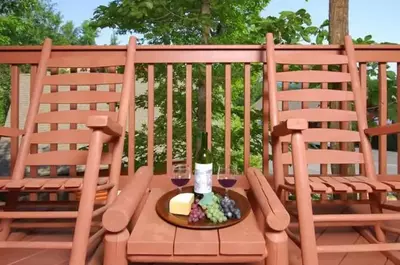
[155,186,251,230]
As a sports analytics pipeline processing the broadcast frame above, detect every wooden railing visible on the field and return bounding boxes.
[0,43,400,179]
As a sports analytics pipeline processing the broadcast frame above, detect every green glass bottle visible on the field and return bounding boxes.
[194,132,213,197]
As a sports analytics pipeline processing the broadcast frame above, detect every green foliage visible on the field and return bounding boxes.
[0,0,98,46]
[91,1,327,173]
[0,0,99,125]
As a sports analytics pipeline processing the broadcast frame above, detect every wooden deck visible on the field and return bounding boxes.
[288,204,400,265]
[288,226,396,265]
[1,230,103,265]
[3,204,400,265]
[1,232,72,265]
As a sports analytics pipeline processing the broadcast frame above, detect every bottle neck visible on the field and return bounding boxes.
[201,132,208,149]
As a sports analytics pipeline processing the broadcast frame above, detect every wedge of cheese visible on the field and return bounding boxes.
[169,193,194,216]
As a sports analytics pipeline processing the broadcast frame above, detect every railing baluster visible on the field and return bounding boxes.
[340,64,349,176]
[262,63,269,177]
[186,64,192,169]
[107,67,116,176]
[147,64,155,169]
[359,62,367,176]
[225,64,232,171]
[320,65,328,176]
[67,67,78,201]
[378,63,387,175]
[302,65,309,152]
[320,66,329,201]
[244,63,251,173]
[49,68,58,201]
[282,65,289,176]
[301,65,309,109]
[167,64,173,175]
[340,64,349,200]
[69,68,78,178]
[128,66,136,176]
[49,68,58,178]
[10,65,19,173]
[30,65,38,178]
[206,63,212,149]
[397,63,400,175]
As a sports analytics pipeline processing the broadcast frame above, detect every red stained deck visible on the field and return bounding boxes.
[3,205,398,265]
[1,233,72,265]
[288,204,400,265]
[288,226,394,265]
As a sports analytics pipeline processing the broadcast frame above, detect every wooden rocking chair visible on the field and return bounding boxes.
[0,36,136,265]
[266,32,400,265]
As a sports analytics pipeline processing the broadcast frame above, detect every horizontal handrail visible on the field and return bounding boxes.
[1,44,400,51]
[1,44,400,64]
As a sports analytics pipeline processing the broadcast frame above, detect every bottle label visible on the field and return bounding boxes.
[194,163,213,194]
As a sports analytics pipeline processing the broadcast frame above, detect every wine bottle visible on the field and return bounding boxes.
[194,131,213,198]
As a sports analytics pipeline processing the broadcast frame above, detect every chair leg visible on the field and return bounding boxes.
[265,229,288,265]
[0,192,19,240]
[369,192,386,242]
[104,229,129,265]
[69,131,104,265]
[0,219,11,240]
[291,132,319,265]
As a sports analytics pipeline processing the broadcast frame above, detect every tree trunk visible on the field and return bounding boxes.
[329,0,348,45]
[196,0,211,153]
[329,0,354,175]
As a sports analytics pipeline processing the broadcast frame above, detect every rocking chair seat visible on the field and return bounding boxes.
[126,187,267,263]
[284,176,398,193]
[0,177,111,192]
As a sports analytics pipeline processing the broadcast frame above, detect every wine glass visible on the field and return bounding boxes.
[217,165,239,197]
[171,164,191,193]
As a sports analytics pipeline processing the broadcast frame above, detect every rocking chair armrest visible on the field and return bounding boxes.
[103,166,153,233]
[246,167,290,232]
[364,122,400,136]
[271,119,308,138]
[0,127,24,137]
[86,115,122,137]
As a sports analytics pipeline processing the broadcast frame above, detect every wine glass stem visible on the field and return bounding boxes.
[225,188,228,197]
[179,186,182,193]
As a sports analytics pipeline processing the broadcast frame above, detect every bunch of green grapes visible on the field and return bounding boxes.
[203,194,227,223]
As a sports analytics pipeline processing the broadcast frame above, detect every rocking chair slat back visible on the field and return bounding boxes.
[266,33,377,189]
[11,37,136,182]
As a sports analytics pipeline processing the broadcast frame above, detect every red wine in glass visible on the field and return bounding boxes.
[171,178,190,187]
[217,166,238,196]
[172,164,191,192]
[218,178,237,188]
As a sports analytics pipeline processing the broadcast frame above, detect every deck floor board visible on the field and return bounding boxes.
[3,204,400,265]
[286,203,400,265]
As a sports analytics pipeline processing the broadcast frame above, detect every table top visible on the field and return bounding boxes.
[127,187,266,262]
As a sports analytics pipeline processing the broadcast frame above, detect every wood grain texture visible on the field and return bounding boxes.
[218,189,265,255]
[281,149,364,165]
[35,110,117,124]
[277,89,354,102]
[47,54,126,67]
[279,109,358,122]
[43,73,123,85]
[128,189,176,255]
[40,91,121,104]
[275,52,348,65]
[275,70,351,83]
